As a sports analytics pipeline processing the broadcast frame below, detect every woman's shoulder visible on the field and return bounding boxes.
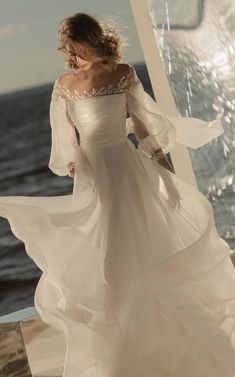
[51,63,135,100]
[56,63,134,82]
[56,71,72,86]
[117,63,137,89]
[118,63,135,75]
[50,73,71,100]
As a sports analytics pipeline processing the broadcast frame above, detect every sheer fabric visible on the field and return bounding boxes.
[125,66,224,155]
[48,83,80,176]
[0,63,235,377]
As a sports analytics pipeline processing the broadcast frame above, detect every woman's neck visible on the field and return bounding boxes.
[74,62,116,80]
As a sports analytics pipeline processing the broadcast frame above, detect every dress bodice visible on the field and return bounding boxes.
[51,63,134,150]
[67,94,128,149]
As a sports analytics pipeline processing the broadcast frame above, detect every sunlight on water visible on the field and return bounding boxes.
[149,0,235,249]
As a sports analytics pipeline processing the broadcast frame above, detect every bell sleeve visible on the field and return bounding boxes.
[48,78,79,176]
[125,65,224,156]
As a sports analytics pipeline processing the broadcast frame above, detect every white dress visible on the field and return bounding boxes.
[1,63,235,377]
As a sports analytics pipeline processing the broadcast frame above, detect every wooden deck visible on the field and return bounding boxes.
[0,308,66,377]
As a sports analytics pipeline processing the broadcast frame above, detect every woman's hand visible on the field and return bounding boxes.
[66,161,76,177]
[151,149,175,174]
[151,149,181,209]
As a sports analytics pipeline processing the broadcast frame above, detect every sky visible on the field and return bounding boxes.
[0,0,201,95]
[0,0,146,94]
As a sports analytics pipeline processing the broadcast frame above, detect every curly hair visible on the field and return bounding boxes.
[57,13,129,72]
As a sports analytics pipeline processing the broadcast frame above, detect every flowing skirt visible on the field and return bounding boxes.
[1,138,235,377]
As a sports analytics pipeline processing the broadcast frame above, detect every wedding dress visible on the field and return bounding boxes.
[1,63,235,377]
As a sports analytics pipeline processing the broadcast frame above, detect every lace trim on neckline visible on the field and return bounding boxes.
[52,64,133,101]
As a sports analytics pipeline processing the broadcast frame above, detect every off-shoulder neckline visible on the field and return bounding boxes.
[52,63,134,102]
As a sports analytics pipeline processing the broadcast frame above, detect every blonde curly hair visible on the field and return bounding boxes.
[57,13,129,72]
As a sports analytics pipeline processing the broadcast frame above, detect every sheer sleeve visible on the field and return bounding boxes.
[125,65,224,156]
[48,78,79,176]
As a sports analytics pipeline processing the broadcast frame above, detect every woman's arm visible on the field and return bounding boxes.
[48,78,79,177]
[126,65,224,162]
[66,161,76,177]
[150,148,175,174]
[130,111,174,174]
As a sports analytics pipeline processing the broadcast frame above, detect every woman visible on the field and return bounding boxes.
[1,12,235,377]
